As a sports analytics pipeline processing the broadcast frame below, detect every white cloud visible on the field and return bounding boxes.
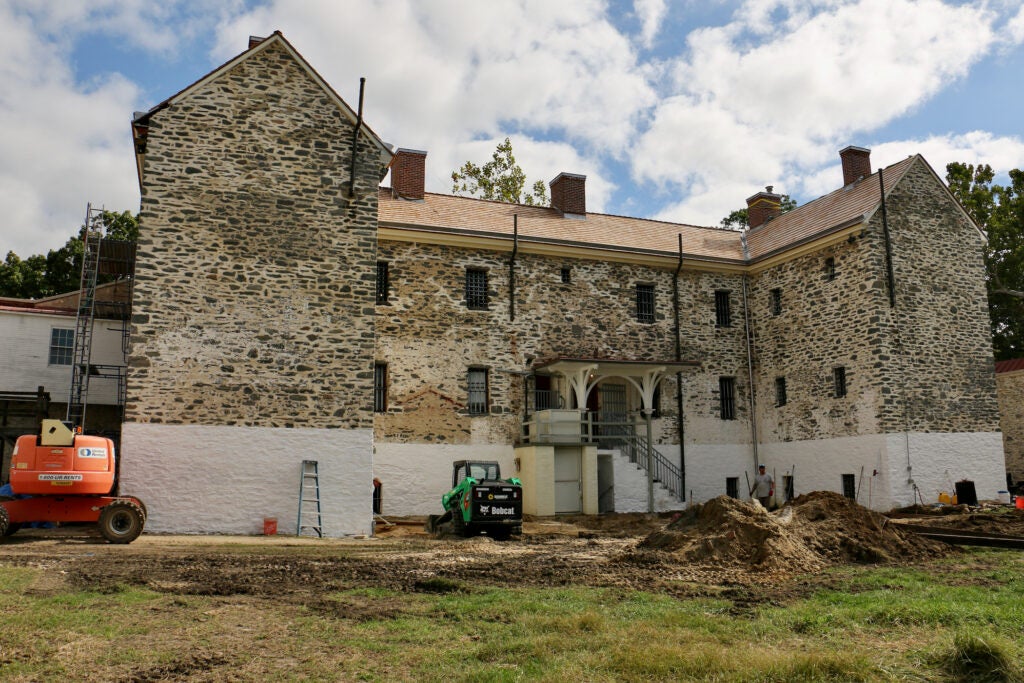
[0,2,143,258]
[1006,4,1024,44]
[634,0,667,48]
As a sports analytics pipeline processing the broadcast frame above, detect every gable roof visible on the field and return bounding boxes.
[131,31,392,189]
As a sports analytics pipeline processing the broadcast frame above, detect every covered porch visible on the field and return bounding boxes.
[517,358,699,514]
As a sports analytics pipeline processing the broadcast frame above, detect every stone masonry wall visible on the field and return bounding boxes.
[373,239,754,450]
[996,369,1024,481]
[884,160,1000,434]
[749,158,1000,444]
[127,42,380,429]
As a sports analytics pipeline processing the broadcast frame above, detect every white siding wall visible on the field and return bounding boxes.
[0,310,125,404]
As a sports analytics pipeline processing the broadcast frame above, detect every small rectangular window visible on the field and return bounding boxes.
[834,366,847,398]
[636,283,655,323]
[468,368,489,415]
[775,377,787,407]
[376,261,390,304]
[842,473,856,499]
[465,268,488,310]
[560,266,572,283]
[719,376,736,420]
[726,477,739,499]
[825,257,836,281]
[49,328,74,366]
[770,288,782,316]
[373,363,388,412]
[715,290,731,328]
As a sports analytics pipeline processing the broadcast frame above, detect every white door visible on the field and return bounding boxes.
[554,449,582,513]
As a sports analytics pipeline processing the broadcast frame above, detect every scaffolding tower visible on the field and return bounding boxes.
[66,204,136,431]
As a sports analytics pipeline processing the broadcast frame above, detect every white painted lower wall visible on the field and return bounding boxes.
[372,442,516,516]
[888,431,1006,508]
[677,443,755,504]
[119,423,373,537]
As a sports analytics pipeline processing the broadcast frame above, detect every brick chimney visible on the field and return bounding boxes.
[839,146,871,186]
[390,148,427,200]
[746,186,781,229]
[248,36,266,49]
[549,172,586,216]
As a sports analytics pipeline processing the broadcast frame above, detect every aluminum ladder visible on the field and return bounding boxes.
[297,460,323,537]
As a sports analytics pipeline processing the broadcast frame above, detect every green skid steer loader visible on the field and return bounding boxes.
[426,460,523,540]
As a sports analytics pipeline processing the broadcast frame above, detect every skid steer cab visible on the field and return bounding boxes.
[426,460,522,540]
[0,420,146,544]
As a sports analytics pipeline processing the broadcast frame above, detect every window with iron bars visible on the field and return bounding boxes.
[775,377,788,407]
[770,288,782,316]
[467,368,489,415]
[719,376,736,420]
[373,362,388,412]
[715,290,731,327]
[465,268,488,310]
[376,261,390,305]
[825,256,836,281]
[834,366,847,398]
[636,283,655,323]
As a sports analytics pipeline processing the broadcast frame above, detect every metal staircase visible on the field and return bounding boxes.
[601,428,684,502]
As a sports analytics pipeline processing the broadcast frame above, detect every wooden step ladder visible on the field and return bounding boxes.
[297,460,323,537]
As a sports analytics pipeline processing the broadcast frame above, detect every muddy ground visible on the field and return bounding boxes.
[3,494,1024,611]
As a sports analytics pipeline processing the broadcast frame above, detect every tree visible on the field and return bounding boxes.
[946,162,1024,360]
[451,138,548,206]
[719,195,797,230]
[0,210,139,299]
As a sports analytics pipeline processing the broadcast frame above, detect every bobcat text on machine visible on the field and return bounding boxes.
[426,460,523,540]
[0,420,146,543]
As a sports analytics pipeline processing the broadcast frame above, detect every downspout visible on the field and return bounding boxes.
[741,230,759,469]
[673,233,686,500]
[879,169,914,487]
[348,77,365,199]
[510,215,518,322]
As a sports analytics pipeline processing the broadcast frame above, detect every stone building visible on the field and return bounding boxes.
[996,358,1024,486]
[120,32,1005,536]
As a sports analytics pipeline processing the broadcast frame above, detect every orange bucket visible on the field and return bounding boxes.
[1016,497,1024,510]
[263,517,278,535]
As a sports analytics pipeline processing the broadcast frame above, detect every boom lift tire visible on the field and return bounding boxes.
[98,500,145,544]
[0,496,20,537]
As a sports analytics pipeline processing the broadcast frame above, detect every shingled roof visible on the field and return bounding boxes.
[378,154,928,267]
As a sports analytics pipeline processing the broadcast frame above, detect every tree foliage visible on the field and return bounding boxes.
[719,195,798,230]
[451,138,548,206]
[0,210,139,299]
[946,162,1024,360]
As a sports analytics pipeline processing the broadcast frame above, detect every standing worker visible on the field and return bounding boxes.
[751,464,774,509]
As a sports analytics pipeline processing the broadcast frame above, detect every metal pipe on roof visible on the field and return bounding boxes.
[673,233,686,500]
[348,77,365,199]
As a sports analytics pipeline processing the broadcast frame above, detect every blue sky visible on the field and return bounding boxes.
[2,0,1023,259]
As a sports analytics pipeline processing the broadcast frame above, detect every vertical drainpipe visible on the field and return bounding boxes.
[879,169,913,487]
[510,215,518,322]
[348,77,365,199]
[741,230,759,470]
[673,233,686,500]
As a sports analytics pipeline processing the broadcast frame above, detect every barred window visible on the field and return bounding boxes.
[636,284,655,323]
[719,376,736,420]
[770,288,782,316]
[726,477,739,499]
[376,261,390,305]
[825,257,836,281]
[842,473,856,499]
[561,267,572,283]
[466,268,488,310]
[834,366,847,398]
[373,362,388,412]
[775,377,788,407]
[715,290,731,328]
[49,328,74,366]
[468,368,489,415]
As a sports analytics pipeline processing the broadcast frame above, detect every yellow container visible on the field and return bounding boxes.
[938,492,951,505]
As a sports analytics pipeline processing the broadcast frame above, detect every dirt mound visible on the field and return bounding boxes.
[638,491,947,575]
